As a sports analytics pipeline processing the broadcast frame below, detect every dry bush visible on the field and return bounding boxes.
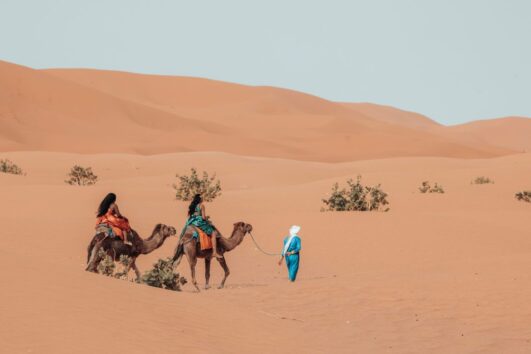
[472,176,494,184]
[96,251,134,280]
[96,249,115,276]
[515,191,531,203]
[419,181,445,194]
[65,165,98,186]
[173,168,221,201]
[0,159,24,175]
[114,255,133,280]
[322,175,390,212]
[141,258,187,291]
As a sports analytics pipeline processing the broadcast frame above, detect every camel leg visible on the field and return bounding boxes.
[205,258,211,290]
[120,257,135,280]
[216,257,230,289]
[86,241,103,273]
[132,261,141,282]
[185,250,200,292]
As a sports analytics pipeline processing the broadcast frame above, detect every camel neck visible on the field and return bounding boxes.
[141,231,166,254]
[219,229,245,251]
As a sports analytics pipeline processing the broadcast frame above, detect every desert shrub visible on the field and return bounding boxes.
[431,183,445,194]
[141,258,186,291]
[173,168,221,201]
[419,181,431,193]
[0,159,24,175]
[419,181,444,194]
[472,176,494,184]
[322,175,389,212]
[95,251,134,280]
[65,165,98,186]
[114,255,133,280]
[96,249,115,276]
[515,191,531,203]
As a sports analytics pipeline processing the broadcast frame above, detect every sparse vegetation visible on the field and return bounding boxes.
[95,251,135,280]
[322,175,390,212]
[0,159,24,175]
[65,165,98,186]
[114,255,133,280]
[96,249,115,276]
[141,258,187,291]
[472,176,494,185]
[515,191,531,203]
[173,168,221,201]
[419,181,445,194]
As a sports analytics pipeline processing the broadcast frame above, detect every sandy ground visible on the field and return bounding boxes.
[1,151,530,353]
[1,59,530,353]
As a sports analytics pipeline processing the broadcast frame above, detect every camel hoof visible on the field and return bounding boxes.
[217,285,224,289]
[205,284,211,290]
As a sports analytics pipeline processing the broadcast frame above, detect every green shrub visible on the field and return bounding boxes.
[322,175,389,212]
[96,249,115,276]
[65,165,98,186]
[141,258,186,291]
[0,159,24,175]
[419,181,445,194]
[173,168,221,201]
[515,191,531,203]
[114,255,133,280]
[95,251,135,280]
[472,176,494,184]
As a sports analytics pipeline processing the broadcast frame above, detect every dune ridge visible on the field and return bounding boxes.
[0,60,528,161]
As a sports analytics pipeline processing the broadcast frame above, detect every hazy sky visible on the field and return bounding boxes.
[0,0,529,124]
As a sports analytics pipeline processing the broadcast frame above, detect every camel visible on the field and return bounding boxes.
[86,224,176,280]
[172,221,252,291]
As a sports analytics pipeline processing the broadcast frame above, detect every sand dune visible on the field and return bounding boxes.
[449,117,531,152]
[341,102,442,130]
[1,58,531,353]
[0,60,519,161]
[1,151,530,353]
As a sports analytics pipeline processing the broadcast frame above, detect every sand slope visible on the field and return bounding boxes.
[1,151,530,353]
[0,60,521,160]
[449,117,531,152]
[1,59,531,353]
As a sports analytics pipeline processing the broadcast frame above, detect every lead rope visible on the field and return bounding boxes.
[248,232,281,256]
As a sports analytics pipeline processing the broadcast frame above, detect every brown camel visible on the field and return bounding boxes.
[86,224,176,280]
[172,221,252,291]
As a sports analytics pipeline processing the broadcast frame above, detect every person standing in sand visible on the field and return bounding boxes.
[278,225,302,282]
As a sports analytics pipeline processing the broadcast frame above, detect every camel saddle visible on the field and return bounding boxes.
[95,223,115,238]
[196,228,213,251]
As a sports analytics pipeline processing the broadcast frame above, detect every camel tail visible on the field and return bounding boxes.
[172,242,184,267]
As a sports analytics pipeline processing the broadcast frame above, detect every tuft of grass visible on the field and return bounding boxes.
[419,181,444,194]
[472,176,494,185]
[322,175,390,212]
[0,159,24,175]
[515,191,531,203]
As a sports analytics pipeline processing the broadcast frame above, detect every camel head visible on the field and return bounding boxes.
[233,221,253,235]
[153,224,177,239]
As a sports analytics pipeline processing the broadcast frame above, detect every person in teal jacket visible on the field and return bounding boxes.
[278,225,302,281]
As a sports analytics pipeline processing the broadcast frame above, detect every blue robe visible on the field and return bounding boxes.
[282,236,301,281]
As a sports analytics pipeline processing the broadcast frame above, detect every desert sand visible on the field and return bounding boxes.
[1,60,530,353]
